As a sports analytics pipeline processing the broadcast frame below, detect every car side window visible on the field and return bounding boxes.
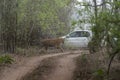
[69,31,90,37]
[81,31,90,37]
[69,31,81,37]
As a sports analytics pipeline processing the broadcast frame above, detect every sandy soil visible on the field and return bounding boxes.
[43,54,81,80]
[0,50,86,80]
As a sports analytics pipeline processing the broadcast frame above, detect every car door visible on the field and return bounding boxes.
[79,31,91,47]
[64,31,90,48]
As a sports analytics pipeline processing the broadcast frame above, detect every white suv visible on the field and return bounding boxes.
[63,30,92,48]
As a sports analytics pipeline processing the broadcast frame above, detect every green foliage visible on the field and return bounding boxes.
[16,0,72,47]
[0,55,14,64]
[79,54,89,67]
[93,69,104,77]
[81,54,87,62]
[71,20,77,26]
[92,69,105,80]
[76,1,120,79]
[0,0,74,52]
[0,0,17,53]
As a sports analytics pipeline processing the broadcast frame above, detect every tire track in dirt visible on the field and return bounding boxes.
[1,52,71,80]
[43,53,81,80]
[1,50,84,80]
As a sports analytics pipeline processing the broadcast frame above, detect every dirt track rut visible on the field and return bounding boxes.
[44,54,80,80]
[1,50,84,80]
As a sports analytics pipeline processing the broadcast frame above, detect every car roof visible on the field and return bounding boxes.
[73,29,90,31]
[72,30,92,32]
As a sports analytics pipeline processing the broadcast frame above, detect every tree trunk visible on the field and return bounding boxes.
[1,0,17,53]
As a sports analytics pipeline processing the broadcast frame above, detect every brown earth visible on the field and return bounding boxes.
[43,54,81,80]
[0,50,88,80]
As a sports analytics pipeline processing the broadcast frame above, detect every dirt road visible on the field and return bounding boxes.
[0,50,87,80]
[43,54,80,80]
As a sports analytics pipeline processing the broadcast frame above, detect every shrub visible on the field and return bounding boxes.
[92,69,105,80]
[0,55,14,64]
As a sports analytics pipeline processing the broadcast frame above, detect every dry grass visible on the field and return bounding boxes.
[73,51,120,80]
[15,46,66,56]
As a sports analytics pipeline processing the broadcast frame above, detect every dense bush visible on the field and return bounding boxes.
[0,55,14,64]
